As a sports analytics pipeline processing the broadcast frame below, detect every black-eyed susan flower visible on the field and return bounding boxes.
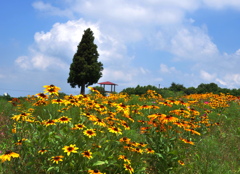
[51,155,64,164]
[43,84,61,96]
[139,126,151,134]
[82,150,92,159]
[161,115,178,123]
[62,144,79,156]
[123,144,132,150]
[108,126,122,135]
[88,169,105,174]
[11,112,31,122]
[88,87,101,94]
[33,99,48,106]
[118,155,131,164]
[178,160,185,165]
[93,118,106,127]
[15,138,27,145]
[83,129,96,138]
[180,138,194,145]
[184,128,201,135]
[131,147,143,154]
[138,142,147,147]
[52,99,64,104]
[72,123,86,130]
[0,150,20,162]
[44,119,57,126]
[36,93,48,99]
[121,122,130,130]
[145,148,155,154]
[119,137,131,143]
[123,163,134,174]
[38,149,48,155]
[58,116,71,123]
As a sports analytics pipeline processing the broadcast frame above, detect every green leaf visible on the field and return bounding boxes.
[47,167,55,172]
[93,160,108,166]
[156,153,163,159]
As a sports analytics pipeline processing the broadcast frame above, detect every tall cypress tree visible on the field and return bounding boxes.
[67,28,103,94]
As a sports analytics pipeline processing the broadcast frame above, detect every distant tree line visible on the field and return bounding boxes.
[120,82,240,97]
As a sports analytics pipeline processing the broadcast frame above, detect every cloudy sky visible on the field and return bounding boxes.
[1,0,240,97]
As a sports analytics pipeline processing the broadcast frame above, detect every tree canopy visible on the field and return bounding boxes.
[67,28,103,94]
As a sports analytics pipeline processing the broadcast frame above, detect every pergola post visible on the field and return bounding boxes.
[98,81,118,93]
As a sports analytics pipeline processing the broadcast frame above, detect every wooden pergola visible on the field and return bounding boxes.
[98,81,117,93]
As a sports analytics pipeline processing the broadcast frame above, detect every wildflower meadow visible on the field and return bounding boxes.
[0,85,239,173]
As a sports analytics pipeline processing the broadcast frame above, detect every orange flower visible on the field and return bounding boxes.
[184,128,201,135]
[180,138,194,145]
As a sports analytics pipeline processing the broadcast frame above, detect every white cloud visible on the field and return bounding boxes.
[159,64,177,73]
[15,56,31,69]
[32,1,74,18]
[153,25,219,61]
[15,19,101,70]
[200,70,216,81]
[216,74,240,88]
[202,0,240,9]
[12,0,240,93]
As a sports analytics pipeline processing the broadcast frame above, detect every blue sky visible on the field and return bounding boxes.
[1,0,240,97]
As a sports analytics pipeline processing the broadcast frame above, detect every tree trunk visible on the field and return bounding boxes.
[80,83,85,94]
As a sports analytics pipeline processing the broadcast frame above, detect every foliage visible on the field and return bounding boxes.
[0,85,240,173]
[121,85,161,95]
[88,86,106,96]
[67,28,103,94]
[121,82,240,97]
[168,82,186,92]
[0,94,12,101]
[197,83,220,94]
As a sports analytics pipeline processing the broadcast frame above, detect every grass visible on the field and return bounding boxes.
[173,101,240,174]
[0,87,240,173]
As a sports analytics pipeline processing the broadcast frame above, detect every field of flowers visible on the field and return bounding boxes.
[0,85,239,173]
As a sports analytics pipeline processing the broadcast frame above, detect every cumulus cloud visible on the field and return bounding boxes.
[13,0,240,92]
[15,19,101,70]
[153,25,219,61]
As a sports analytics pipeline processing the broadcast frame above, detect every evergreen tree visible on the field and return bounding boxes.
[67,28,103,94]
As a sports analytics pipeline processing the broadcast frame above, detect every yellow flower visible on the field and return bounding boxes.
[43,84,61,96]
[51,155,64,164]
[38,149,48,155]
[43,119,57,126]
[123,163,134,174]
[11,112,31,122]
[145,148,155,154]
[15,138,28,145]
[83,129,97,138]
[62,144,79,156]
[88,169,106,174]
[180,138,195,145]
[118,155,131,164]
[72,123,86,130]
[0,151,20,162]
[178,160,185,165]
[184,128,201,135]
[58,116,72,123]
[36,93,48,99]
[119,137,131,143]
[82,150,92,159]
[108,126,122,135]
